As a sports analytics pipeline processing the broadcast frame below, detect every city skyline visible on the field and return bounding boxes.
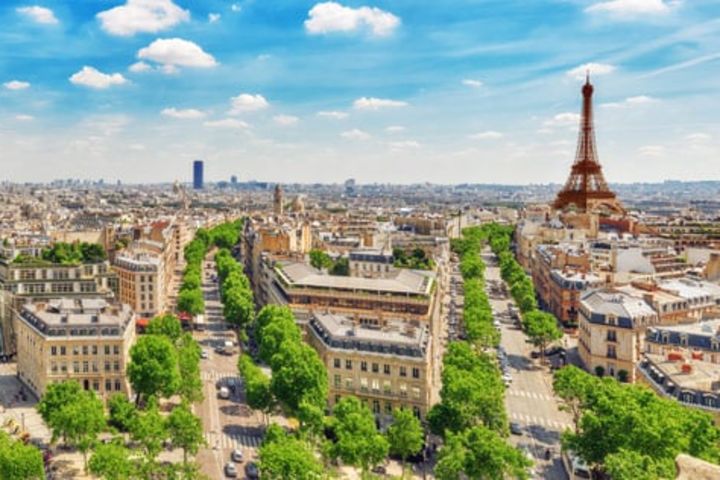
[2,0,720,184]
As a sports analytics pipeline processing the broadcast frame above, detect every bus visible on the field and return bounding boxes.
[562,450,591,479]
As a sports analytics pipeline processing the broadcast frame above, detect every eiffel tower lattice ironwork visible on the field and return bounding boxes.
[553,74,624,214]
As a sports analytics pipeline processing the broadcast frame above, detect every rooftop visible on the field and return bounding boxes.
[19,298,134,337]
[581,289,656,319]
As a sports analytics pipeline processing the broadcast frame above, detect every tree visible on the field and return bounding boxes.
[239,355,274,423]
[604,449,674,480]
[435,426,531,480]
[167,402,205,465]
[553,365,595,433]
[594,365,605,377]
[128,334,181,404]
[309,249,332,270]
[130,397,167,467]
[617,369,629,383]
[37,380,83,441]
[52,390,106,472]
[387,408,424,476]
[146,314,183,343]
[223,287,254,328]
[177,333,204,404]
[258,313,302,363]
[258,428,323,479]
[523,311,562,364]
[329,397,389,474]
[88,440,133,480]
[0,430,44,480]
[108,394,137,433]
[329,257,349,276]
[270,340,328,414]
[177,288,204,316]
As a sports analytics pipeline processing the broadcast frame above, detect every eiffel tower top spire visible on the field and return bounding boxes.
[553,74,624,214]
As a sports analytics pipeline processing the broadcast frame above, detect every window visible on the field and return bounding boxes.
[113,361,120,372]
[91,345,98,355]
[82,346,88,355]
[399,366,407,377]
[412,387,420,399]
[73,361,80,373]
[105,380,112,392]
[51,346,57,356]
[345,359,352,370]
[93,381,99,391]
[92,362,98,373]
[372,363,379,373]
[60,346,66,355]
[345,378,353,390]
[83,361,89,373]
[607,346,617,359]
[383,380,391,394]
[113,346,120,355]
[60,362,67,373]
[372,400,380,414]
[413,406,421,418]
[334,374,341,387]
[104,345,110,355]
[372,379,380,392]
[73,346,80,355]
[361,361,367,372]
[607,330,617,342]
[412,368,420,379]
[105,361,110,372]
[50,362,58,374]
[334,358,341,368]
[384,402,392,415]
[383,364,391,375]
[400,384,407,397]
[360,378,368,392]
[114,380,121,391]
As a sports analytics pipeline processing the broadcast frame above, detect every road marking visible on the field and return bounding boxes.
[507,389,554,402]
[509,412,572,431]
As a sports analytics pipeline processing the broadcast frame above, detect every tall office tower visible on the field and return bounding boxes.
[273,184,283,216]
[192,160,204,190]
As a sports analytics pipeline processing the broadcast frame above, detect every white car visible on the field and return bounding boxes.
[200,350,209,359]
[218,387,230,399]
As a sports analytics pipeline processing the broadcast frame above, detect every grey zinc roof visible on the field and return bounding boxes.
[581,290,655,319]
[279,261,433,295]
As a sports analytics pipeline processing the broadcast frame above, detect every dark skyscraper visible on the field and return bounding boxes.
[192,160,204,190]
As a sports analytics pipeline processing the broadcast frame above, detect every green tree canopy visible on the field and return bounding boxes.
[167,402,205,465]
[523,310,562,362]
[177,288,204,316]
[108,393,137,433]
[258,426,323,479]
[88,440,134,480]
[128,334,181,404]
[146,314,183,343]
[387,408,424,473]
[0,430,44,480]
[270,340,328,414]
[329,397,389,474]
[309,249,333,270]
[130,397,167,465]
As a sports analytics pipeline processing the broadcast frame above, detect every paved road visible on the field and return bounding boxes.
[195,255,264,480]
[483,249,570,480]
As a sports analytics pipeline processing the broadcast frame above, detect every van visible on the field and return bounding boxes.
[562,450,591,479]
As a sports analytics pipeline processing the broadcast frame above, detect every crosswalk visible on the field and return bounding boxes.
[506,389,555,402]
[509,411,572,431]
[204,431,263,450]
[201,371,242,383]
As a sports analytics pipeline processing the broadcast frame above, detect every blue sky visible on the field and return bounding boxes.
[1,0,720,184]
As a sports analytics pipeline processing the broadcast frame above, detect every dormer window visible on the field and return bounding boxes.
[607,315,617,326]
[680,334,688,347]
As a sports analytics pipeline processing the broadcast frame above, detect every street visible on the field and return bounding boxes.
[194,254,264,480]
[483,248,571,480]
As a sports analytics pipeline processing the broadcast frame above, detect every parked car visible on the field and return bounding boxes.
[200,350,209,359]
[218,387,230,400]
[545,346,566,357]
[510,422,523,435]
[224,462,238,478]
[245,462,260,479]
[231,449,243,462]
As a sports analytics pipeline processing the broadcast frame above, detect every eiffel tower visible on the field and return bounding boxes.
[553,74,624,214]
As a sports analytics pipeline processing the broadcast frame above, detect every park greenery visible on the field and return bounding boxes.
[393,247,435,270]
[554,365,720,479]
[308,248,350,276]
[13,241,107,265]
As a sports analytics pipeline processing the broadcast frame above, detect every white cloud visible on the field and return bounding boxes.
[208,13,220,23]
[161,107,206,119]
[231,4,242,12]
[317,110,348,119]
[601,95,658,108]
[3,80,31,90]
[97,0,189,36]
[638,145,665,156]
[353,97,408,110]
[274,114,299,126]
[305,2,400,37]
[586,0,676,16]
[385,125,405,133]
[15,114,34,121]
[16,6,58,24]
[129,61,152,73]
[544,112,580,127]
[469,130,504,140]
[341,128,371,140]
[69,66,128,89]
[137,38,217,69]
[566,62,616,80]
[228,94,269,114]
[389,140,420,149]
[685,133,711,142]
[204,118,249,129]
[462,79,483,88]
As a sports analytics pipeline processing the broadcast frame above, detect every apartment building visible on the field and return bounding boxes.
[306,312,432,422]
[114,246,165,318]
[15,298,135,401]
[578,289,658,382]
[261,258,437,326]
